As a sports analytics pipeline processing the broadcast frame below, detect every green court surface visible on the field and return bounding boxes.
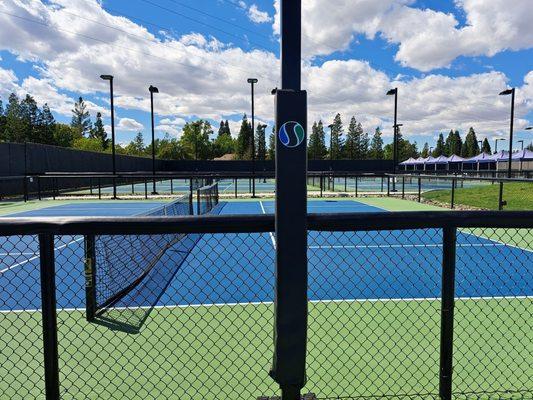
[1,197,531,399]
[3,299,531,399]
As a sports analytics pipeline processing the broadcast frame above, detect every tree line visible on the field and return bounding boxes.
[1,92,528,161]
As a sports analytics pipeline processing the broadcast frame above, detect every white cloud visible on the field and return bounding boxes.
[272,0,533,71]
[117,117,143,131]
[247,4,272,24]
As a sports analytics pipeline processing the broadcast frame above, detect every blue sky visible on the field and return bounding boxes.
[0,0,532,150]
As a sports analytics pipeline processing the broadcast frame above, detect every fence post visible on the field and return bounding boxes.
[235,178,238,198]
[498,182,505,210]
[39,234,60,400]
[38,176,42,201]
[450,179,455,209]
[84,235,96,322]
[170,178,174,195]
[401,176,405,199]
[144,180,148,199]
[320,175,323,197]
[355,177,358,198]
[344,175,347,192]
[439,227,457,400]
[98,178,101,200]
[387,176,390,196]
[417,177,421,202]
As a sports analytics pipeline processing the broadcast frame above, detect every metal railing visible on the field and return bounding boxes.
[1,211,532,399]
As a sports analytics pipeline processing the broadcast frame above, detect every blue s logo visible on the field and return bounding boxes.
[279,121,305,148]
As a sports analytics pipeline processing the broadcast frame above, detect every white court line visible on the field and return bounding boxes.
[459,229,533,254]
[259,201,276,249]
[0,237,83,275]
[3,295,531,314]
[309,243,507,249]
[0,252,37,256]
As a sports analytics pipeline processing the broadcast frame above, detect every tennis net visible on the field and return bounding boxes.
[197,182,219,215]
[84,194,194,322]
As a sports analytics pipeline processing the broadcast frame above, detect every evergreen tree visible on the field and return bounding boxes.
[432,133,445,156]
[444,129,462,156]
[369,127,384,159]
[125,131,145,155]
[329,113,344,159]
[90,112,108,149]
[481,138,492,154]
[421,142,430,158]
[235,114,253,159]
[71,97,92,137]
[267,127,275,160]
[36,103,56,144]
[224,120,231,136]
[0,100,5,140]
[53,124,76,147]
[4,93,27,142]
[462,127,479,157]
[308,120,327,159]
[255,124,267,161]
[217,120,225,137]
[20,94,40,142]
[360,131,369,159]
[344,117,359,159]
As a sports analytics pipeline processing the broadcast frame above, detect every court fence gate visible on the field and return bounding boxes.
[0,211,531,399]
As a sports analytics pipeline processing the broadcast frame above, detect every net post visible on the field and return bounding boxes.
[439,226,457,400]
[450,179,455,209]
[84,235,97,322]
[39,233,60,400]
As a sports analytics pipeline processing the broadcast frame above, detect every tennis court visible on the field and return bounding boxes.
[0,198,531,399]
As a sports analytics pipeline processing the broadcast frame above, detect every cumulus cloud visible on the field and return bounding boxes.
[273,0,533,71]
[117,117,144,131]
[247,4,272,24]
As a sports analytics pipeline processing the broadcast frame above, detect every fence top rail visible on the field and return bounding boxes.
[0,211,531,236]
[389,173,532,183]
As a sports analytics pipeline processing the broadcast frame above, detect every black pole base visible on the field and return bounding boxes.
[151,192,159,195]
[257,393,316,400]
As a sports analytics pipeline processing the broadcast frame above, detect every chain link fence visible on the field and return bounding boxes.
[1,213,531,399]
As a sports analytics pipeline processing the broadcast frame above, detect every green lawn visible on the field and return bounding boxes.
[2,298,531,399]
[422,182,533,211]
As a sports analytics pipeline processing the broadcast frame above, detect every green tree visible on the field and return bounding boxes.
[267,127,275,160]
[213,129,235,158]
[432,133,445,156]
[179,120,212,160]
[53,124,76,147]
[0,100,6,140]
[36,103,56,144]
[461,127,480,157]
[481,138,492,154]
[344,117,359,159]
[235,114,253,159]
[444,129,462,156]
[368,127,384,159]
[124,131,145,156]
[4,93,27,142]
[89,112,108,149]
[72,137,103,152]
[360,131,369,159]
[308,120,327,159]
[421,142,430,158]
[255,124,267,161]
[71,97,92,137]
[20,94,41,142]
[329,113,344,159]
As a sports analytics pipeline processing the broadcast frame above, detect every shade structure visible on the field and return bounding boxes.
[447,155,465,163]
[425,155,449,165]
[462,152,496,164]
[399,157,416,165]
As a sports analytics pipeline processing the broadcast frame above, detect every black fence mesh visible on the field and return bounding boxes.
[0,219,531,399]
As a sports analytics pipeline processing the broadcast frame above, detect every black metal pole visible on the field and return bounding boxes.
[150,86,158,195]
[418,177,421,202]
[249,79,257,198]
[507,89,515,179]
[392,89,398,192]
[439,227,457,400]
[270,0,307,398]
[451,178,455,209]
[109,78,117,199]
[39,233,60,400]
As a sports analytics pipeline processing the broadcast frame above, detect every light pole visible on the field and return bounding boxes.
[100,74,116,198]
[386,88,398,191]
[517,140,524,151]
[247,78,258,198]
[499,88,515,178]
[495,138,505,153]
[149,85,159,195]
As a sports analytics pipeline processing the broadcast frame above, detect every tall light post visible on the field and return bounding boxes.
[386,88,398,191]
[495,138,505,153]
[247,78,258,198]
[100,74,116,198]
[149,85,159,195]
[499,88,515,178]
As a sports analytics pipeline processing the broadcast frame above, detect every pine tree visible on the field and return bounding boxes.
[236,114,253,159]
[369,127,384,159]
[90,112,108,149]
[217,121,225,137]
[308,121,327,159]
[481,138,492,154]
[4,93,27,142]
[344,117,358,159]
[433,133,445,156]
[360,131,369,159]
[224,120,231,136]
[267,127,275,160]
[255,124,267,161]
[329,113,344,159]
[37,103,56,144]
[20,94,40,142]
[0,100,5,140]
[421,142,430,158]
[71,97,92,137]
[125,131,145,155]
[462,127,479,157]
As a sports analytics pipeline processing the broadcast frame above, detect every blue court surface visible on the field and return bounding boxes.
[0,200,531,312]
